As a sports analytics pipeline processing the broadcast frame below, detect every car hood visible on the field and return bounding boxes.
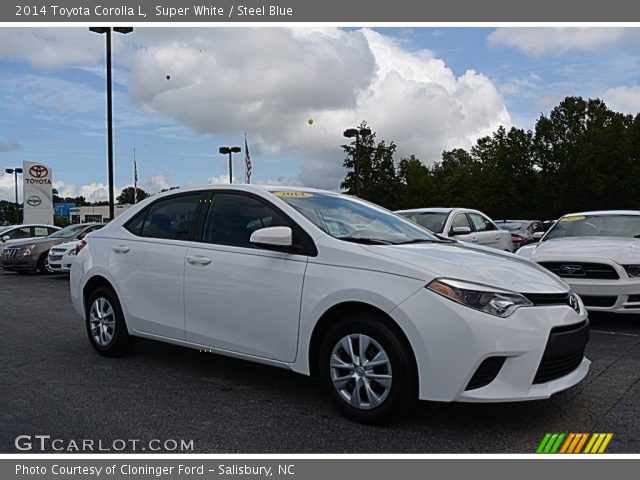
[8,236,67,249]
[528,237,640,263]
[362,242,568,294]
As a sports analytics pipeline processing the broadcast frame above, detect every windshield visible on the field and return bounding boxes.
[273,191,442,245]
[495,221,524,232]
[544,214,640,240]
[397,211,449,234]
[0,225,13,234]
[48,224,87,239]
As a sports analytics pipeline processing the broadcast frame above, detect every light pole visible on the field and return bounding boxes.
[90,26,133,220]
[343,126,371,196]
[4,167,23,223]
[219,146,242,184]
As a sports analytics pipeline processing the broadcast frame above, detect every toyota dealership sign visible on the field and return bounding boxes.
[23,160,53,225]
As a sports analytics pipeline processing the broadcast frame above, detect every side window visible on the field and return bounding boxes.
[470,213,497,232]
[32,227,49,236]
[451,214,472,232]
[8,227,31,239]
[203,193,291,248]
[47,227,58,235]
[138,193,203,240]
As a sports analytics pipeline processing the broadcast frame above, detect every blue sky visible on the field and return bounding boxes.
[1,27,639,202]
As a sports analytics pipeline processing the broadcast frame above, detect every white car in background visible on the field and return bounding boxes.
[517,211,640,314]
[396,208,514,252]
[0,224,60,254]
[48,240,82,273]
[71,185,588,423]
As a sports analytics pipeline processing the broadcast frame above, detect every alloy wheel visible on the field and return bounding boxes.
[330,333,393,410]
[89,297,116,347]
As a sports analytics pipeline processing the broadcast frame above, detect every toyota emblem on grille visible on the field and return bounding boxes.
[569,293,580,312]
[29,164,49,178]
[26,195,42,206]
[559,265,585,276]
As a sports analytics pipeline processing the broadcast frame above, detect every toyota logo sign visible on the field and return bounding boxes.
[29,164,49,178]
[26,195,42,207]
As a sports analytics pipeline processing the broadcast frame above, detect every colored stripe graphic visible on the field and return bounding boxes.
[538,433,613,454]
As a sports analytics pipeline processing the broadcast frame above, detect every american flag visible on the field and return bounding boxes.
[244,134,252,184]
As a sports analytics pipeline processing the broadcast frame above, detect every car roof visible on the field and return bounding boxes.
[396,208,453,214]
[561,210,640,217]
[145,184,340,200]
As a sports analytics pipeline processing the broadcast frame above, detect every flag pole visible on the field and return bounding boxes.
[133,148,137,204]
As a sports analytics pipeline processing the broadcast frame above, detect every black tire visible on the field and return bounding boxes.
[318,312,418,424]
[37,252,52,274]
[85,286,134,357]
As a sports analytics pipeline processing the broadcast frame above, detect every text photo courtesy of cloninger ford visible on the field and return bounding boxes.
[1,25,640,454]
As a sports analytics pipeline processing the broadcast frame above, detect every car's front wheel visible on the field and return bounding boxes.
[318,313,417,424]
[85,287,133,357]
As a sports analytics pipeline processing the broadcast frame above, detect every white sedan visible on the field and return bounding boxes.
[71,185,589,423]
[48,240,82,273]
[517,210,640,314]
[396,207,514,252]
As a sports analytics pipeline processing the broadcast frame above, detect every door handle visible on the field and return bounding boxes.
[495,235,500,240]
[186,255,212,266]
[471,237,478,242]
[112,245,130,254]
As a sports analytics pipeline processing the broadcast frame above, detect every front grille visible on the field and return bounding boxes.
[522,292,571,307]
[465,356,506,391]
[49,255,63,261]
[533,320,589,385]
[580,295,617,308]
[50,248,66,254]
[1,248,20,260]
[538,262,619,280]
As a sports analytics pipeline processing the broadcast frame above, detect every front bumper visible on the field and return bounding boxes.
[562,278,640,314]
[392,288,590,402]
[48,253,73,273]
[1,252,38,271]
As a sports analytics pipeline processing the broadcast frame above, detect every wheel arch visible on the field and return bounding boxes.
[307,301,418,378]
[82,274,116,311]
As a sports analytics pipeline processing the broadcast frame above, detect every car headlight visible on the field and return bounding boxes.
[68,249,76,256]
[623,265,640,277]
[21,245,36,256]
[427,278,533,318]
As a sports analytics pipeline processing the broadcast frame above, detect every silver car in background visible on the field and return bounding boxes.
[396,208,514,252]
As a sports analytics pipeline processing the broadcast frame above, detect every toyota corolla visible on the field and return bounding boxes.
[70,186,590,423]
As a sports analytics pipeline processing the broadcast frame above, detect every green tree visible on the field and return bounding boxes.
[117,187,150,205]
[341,121,402,209]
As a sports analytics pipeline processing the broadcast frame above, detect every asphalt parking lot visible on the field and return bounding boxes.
[1,270,639,453]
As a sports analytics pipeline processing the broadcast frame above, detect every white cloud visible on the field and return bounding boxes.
[602,86,640,115]
[0,28,105,69]
[0,138,21,152]
[129,28,510,189]
[143,174,171,192]
[488,28,627,57]
[0,172,20,202]
[53,180,111,203]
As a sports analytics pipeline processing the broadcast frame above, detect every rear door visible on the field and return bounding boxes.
[108,192,206,340]
[184,192,309,362]
[468,212,506,249]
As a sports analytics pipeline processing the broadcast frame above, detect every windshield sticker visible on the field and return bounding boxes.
[561,216,586,222]
[273,191,313,198]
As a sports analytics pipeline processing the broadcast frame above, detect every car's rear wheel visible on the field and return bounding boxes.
[318,313,417,424]
[86,287,133,357]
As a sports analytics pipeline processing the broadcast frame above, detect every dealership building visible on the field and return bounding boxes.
[69,204,132,223]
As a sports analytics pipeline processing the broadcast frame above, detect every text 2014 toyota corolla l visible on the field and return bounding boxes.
[70,185,590,423]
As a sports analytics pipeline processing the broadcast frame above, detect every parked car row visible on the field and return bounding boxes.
[0,224,60,254]
[3,187,637,424]
[1,223,104,273]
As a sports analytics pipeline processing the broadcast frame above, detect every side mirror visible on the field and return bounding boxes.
[451,226,472,235]
[250,226,293,249]
[1,235,9,243]
[532,231,544,240]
